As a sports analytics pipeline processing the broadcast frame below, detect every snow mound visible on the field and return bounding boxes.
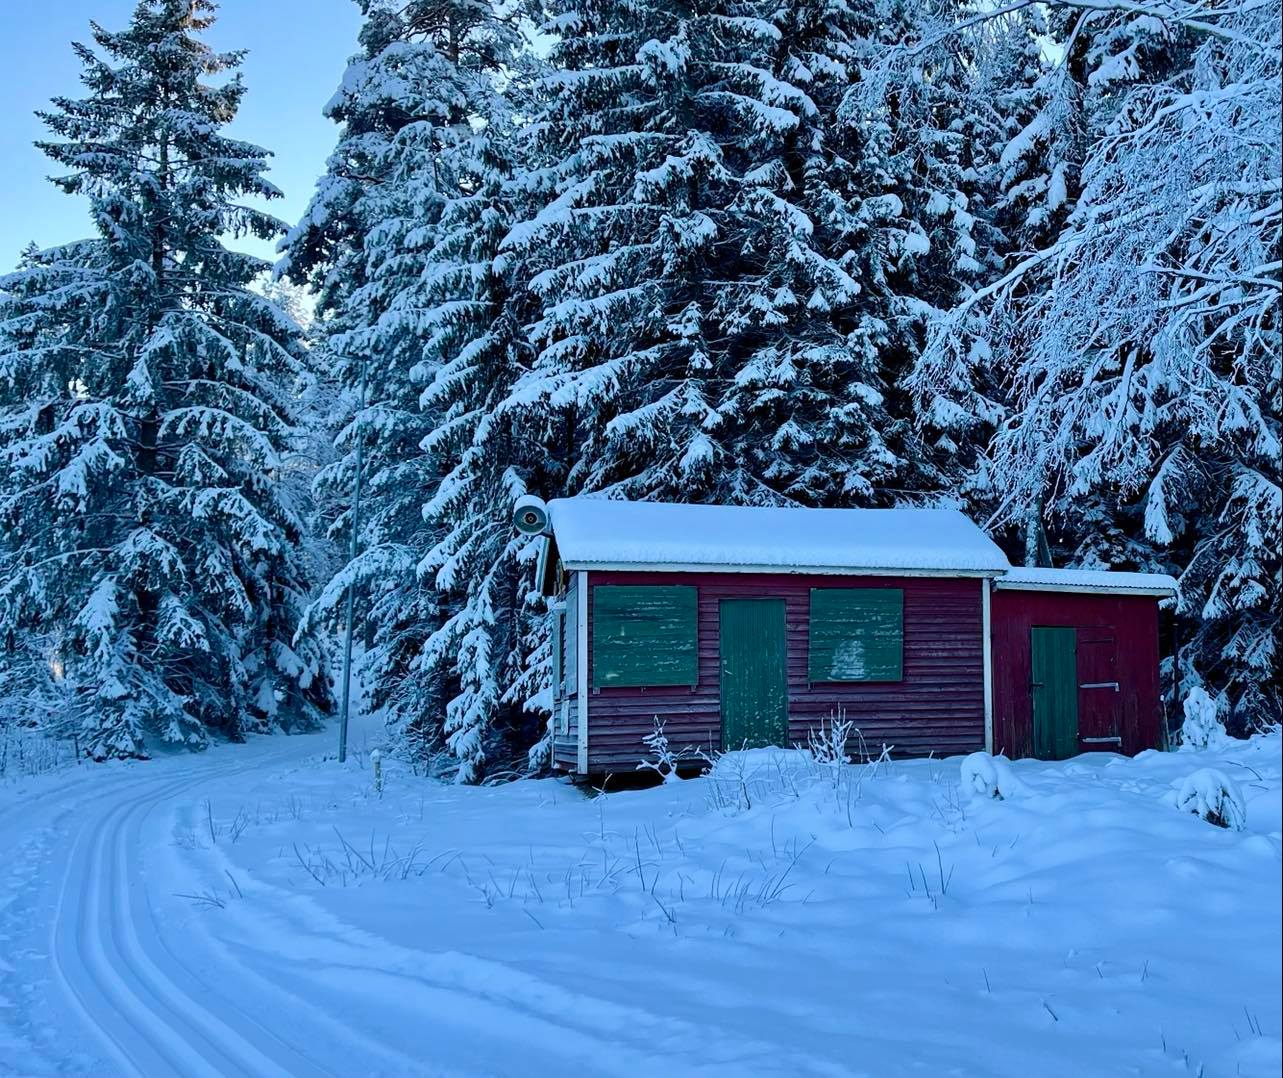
[959,751,1028,800]
[707,746,806,779]
[1171,768,1246,831]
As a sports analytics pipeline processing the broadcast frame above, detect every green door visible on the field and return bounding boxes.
[1031,627,1078,760]
[719,598,789,750]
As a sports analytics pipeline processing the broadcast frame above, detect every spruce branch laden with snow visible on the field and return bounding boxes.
[912,0,1281,731]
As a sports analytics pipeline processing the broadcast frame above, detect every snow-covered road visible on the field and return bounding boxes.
[2,723,1280,1077]
[3,728,698,1076]
[3,725,732,1077]
[1,736,342,1076]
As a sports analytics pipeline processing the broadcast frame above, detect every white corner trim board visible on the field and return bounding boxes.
[982,580,994,755]
[576,570,589,775]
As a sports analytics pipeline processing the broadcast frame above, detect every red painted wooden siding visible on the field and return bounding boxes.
[990,589,1163,759]
[582,571,985,773]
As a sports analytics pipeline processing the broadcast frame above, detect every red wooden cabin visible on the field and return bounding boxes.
[517,498,1176,779]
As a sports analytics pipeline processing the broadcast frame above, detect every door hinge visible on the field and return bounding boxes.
[1079,681,1120,691]
[1081,735,1122,744]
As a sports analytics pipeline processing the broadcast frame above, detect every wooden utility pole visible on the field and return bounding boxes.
[337,355,369,764]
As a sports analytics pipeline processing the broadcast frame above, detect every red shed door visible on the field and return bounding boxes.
[1077,632,1122,752]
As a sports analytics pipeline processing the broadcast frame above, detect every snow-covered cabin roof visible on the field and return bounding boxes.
[543,499,1011,576]
[994,566,1178,597]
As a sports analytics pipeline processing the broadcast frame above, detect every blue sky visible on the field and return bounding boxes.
[0,0,364,270]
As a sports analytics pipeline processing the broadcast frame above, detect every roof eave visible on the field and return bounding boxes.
[994,580,1177,598]
[561,560,1005,578]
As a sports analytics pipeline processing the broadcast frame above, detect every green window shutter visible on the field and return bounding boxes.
[592,585,698,688]
[808,588,903,683]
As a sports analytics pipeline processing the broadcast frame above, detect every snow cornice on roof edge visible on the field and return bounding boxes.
[557,559,1002,578]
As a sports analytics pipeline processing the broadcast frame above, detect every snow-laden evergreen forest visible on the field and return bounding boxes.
[1,0,1279,780]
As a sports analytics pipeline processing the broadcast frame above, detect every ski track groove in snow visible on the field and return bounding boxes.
[161,805,442,1076]
[46,752,331,1078]
[181,842,835,1075]
[157,748,856,1075]
[5,724,1279,1076]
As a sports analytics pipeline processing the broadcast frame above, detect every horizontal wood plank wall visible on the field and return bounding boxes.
[990,590,1161,760]
[552,696,578,770]
[584,571,985,773]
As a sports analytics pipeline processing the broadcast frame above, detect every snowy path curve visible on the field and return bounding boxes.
[10,729,1277,1076]
[49,761,329,1078]
[3,730,856,1076]
[1,739,354,1077]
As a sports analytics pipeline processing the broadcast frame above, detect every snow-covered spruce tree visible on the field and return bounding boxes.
[918,0,1282,731]
[281,5,436,744]
[0,1,329,759]
[988,7,1084,258]
[426,0,1019,776]
[848,0,1051,505]
[936,6,1087,554]
[726,0,943,506]
[254,274,347,656]
[415,114,549,782]
[282,0,522,773]
[503,0,941,510]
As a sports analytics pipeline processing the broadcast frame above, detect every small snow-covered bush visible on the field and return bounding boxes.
[1171,769,1246,831]
[703,747,810,811]
[960,752,1027,800]
[637,718,689,783]
[1179,687,1231,751]
[1179,687,1232,751]
[0,721,72,781]
[807,710,854,769]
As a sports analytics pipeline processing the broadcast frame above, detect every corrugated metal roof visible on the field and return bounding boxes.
[995,566,1178,597]
[541,498,1180,596]
[546,498,1010,575]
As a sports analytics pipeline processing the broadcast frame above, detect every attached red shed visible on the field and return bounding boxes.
[990,568,1176,760]
[519,498,1177,779]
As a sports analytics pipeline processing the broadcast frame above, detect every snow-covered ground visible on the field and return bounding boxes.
[1,714,1279,1077]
